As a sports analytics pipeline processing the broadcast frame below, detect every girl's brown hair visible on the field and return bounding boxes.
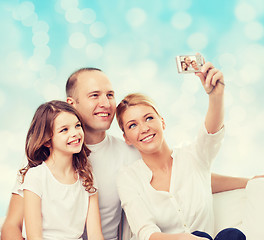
[19,100,96,193]
[116,93,161,132]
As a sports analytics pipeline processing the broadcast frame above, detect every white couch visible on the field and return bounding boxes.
[121,178,264,240]
[1,178,263,239]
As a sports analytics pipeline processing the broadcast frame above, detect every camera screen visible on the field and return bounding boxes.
[176,54,203,74]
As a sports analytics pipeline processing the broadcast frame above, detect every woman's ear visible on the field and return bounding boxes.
[161,117,166,130]
[123,133,132,145]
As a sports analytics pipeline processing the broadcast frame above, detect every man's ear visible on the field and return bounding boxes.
[123,133,132,145]
[66,97,75,106]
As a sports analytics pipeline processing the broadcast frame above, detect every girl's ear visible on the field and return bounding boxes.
[44,140,51,148]
[123,133,132,145]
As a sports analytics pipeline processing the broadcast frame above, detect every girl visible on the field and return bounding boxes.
[19,100,104,240]
[115,62,245,240]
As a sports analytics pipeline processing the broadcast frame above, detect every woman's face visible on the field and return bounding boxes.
[122,104,165,155]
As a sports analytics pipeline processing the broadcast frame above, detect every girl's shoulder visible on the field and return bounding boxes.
[25,162,46,178]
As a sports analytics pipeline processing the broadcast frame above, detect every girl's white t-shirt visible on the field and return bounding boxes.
[19,162,92,240]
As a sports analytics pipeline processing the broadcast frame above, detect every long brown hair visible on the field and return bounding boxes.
[19,100,96,193]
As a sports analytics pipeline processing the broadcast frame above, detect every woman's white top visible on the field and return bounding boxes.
[19,162,93,240]
[116,124,224,240]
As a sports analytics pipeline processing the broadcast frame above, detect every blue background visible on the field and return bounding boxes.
[0,0,264,217]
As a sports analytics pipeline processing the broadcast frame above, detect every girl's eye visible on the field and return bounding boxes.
[129,123,136,129]
[76,123,82,128]
[146,116,153,121]
[60,128,68,133]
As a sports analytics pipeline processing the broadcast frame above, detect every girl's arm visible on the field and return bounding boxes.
[24,190,42,240]
[196,62,225,134]
[86,192,104,240]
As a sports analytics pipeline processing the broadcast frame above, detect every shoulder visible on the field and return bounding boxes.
[117,159,144,185]
[24,163,45,181]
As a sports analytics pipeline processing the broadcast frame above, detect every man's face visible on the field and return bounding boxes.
[71,70,116,133]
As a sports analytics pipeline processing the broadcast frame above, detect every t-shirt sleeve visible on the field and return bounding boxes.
[194,123,225,169]
[20,167,43,198]
[116,168,161,240]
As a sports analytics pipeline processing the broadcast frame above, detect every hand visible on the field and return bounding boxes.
[178,233,209,240]
[251,175,264,180]
[196,62,225,96]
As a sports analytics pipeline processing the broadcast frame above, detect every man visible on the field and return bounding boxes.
[1,67,250,240]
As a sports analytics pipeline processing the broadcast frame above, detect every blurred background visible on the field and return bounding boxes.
[0,0,263,217]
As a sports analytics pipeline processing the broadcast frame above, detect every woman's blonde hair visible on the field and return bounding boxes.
[116,93,161,132]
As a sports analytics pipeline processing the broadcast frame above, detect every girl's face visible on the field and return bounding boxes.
[122,104,165,155]
[50,111,84,156]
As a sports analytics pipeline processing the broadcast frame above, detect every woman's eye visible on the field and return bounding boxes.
[146,116,153,121]
[129,123,136,129]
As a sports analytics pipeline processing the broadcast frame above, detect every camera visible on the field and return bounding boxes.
[176,54,203,74]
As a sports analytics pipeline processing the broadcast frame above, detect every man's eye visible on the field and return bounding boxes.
[146,116,153,121]
[107,93,114,98]
[129,123,136,129]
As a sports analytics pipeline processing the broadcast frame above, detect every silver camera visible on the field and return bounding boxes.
[176,54,203,74]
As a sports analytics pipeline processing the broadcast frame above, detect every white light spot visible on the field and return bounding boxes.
[136,60,158,80]
[81,8,96,24]
[60,0,79,10]
[235,3,256,22]
[171,12,192,30]
[32,21,49,33]
[33,45,51,60]
[39,65,57,81]
[90,22,107,38]
[32,32,49,46]
[239,63,261,84]
[239,88,256,104]
[65,8,82,23]
[168,0,192,10]
[126,8,146,27]
[0,91,6,107]
[85,43,103,60]
[229,106,247,122]
[187,32,208,51]
[69,32,87,48]
[22,12,38,27]
[12,1,35,21]
[244,21,264,41]
[42,83,64,101]
[218,53,237,68]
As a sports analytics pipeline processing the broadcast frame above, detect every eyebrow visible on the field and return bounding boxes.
[88,90,115,95]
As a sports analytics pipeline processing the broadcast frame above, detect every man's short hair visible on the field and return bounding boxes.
[66,67,102,98]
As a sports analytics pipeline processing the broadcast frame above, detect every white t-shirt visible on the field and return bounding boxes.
[13,134,140,240]
[116,125,225,240]
[86,134,140,240]
[19,162,93,240]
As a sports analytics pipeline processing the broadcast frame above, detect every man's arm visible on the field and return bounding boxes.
[1,194,24,240]
[211,173,249,194]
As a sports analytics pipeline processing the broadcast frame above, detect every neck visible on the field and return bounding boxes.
[141,141,172,171]
[45,151,74,174]
[84,128,106,145]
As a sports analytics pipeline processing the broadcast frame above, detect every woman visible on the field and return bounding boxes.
[115,62,245,240]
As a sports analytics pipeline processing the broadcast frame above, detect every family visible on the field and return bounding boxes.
[1,60,256,240]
